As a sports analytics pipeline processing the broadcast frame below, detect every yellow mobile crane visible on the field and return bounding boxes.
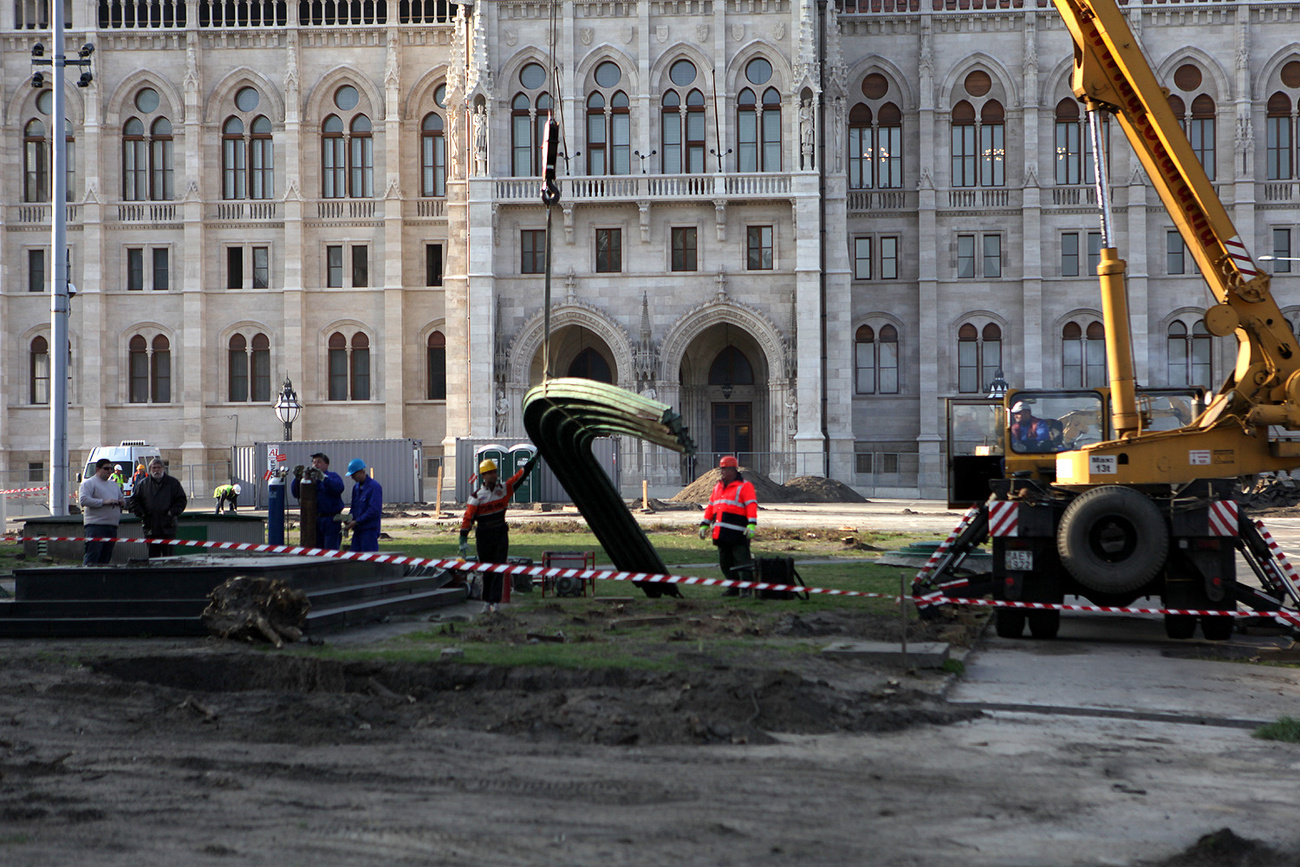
[923,0,1300,640]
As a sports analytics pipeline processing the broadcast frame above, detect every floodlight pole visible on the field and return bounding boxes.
[48,7,69,516]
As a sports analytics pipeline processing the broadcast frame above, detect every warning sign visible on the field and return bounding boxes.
[1089,455,1117,475]
[1189,449,1211,466]
[263,445,287,480]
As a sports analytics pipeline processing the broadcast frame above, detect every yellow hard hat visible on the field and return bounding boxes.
[479,459,498,474]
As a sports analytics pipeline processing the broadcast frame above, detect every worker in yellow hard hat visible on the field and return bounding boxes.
[460,453,541,612]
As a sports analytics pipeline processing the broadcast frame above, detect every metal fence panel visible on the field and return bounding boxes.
[242,439,423,507]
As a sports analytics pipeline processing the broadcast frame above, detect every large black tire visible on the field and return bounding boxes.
[1164,613,1197,640]
[1200,613,1235,641]
[1057,486,1168,595]
[995,608,1026,638]
[1027,609,1061,639]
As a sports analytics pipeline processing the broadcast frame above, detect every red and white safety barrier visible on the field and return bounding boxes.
[17,531,1300,631]
[0,486,51,497]
[913,502,982,586]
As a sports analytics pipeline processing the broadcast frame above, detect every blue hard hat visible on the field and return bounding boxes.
[346,458,367,475]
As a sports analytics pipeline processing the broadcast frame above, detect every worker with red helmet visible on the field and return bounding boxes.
[699,455,759,596]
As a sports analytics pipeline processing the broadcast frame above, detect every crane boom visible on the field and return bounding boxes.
[1049,0,1300,485]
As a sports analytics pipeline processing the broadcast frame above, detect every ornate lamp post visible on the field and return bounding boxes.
[986,368,1010,400]
[273,376,302,441]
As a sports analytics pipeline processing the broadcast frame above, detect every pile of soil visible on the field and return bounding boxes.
[83,651,976,748]
[1147,827,1287,867]
[782,476,869,503]
[671,469,867,504]
[671,467,794,504]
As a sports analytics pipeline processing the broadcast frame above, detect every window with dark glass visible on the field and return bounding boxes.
[426,243,444,286]
[747,226,773,270]
[30,336,50,405]
[127,248,145,291]
[252,246,268,288]
[29,249,45,293]
[326,245,343,287]
[880,236,898,280]
[854,237,872,280]
[1274,228,1292,273]
[352,245,368,288]
[521,230,545,274]
[350,332,370,400]
[957,322,1002,394]
[1063,321,1107,388]
[1267,91,1295,181]
[328,331,348,399]
[421,112,445,196]
[228,333,249,402]
[227,247,243,289]
[671,227,697,272]
[427,331,446,399]
[595,228,622,273]
[1168,320,1213,387]
[152,248,169,291]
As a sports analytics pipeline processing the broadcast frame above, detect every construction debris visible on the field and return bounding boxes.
[201,575,310,648]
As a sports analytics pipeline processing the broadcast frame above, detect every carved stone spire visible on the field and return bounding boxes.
[793,0,819,87]
[635,293,657,383]
[825,2,846,98]
[467,1,494,97]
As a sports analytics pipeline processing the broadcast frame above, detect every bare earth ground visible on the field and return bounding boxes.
[4,501,1300,865]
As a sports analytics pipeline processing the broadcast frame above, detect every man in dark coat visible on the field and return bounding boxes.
[129,458,188,558]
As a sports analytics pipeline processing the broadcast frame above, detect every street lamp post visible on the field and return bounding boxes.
[273,377,302,441]
[986,368,1010,400]
[31,30,93,516]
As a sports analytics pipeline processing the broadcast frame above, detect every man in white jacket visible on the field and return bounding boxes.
[79,458,124,565]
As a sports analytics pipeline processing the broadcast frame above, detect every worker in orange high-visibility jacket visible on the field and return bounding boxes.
[460,454,540,612]
[699,455,758,596]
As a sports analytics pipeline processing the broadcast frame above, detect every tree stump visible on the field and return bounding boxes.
[202,575,310,648]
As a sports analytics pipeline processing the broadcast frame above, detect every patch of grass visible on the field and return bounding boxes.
[942,658,966,676]
[0,834,32,846]
[1253,715,1300,742]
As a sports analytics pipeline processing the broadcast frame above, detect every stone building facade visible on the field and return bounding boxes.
[3,0,1300,500]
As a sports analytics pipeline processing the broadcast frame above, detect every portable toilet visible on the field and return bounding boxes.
[508,443,538,504]
[473,443,508,490]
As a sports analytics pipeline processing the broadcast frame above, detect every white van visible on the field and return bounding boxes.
[82,441,163,493]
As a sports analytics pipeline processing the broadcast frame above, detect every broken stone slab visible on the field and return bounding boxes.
[439,647,465,660]
[821,640,950,668]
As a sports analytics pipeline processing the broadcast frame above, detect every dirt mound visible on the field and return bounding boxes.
[782,476,869,503]
[671,469,867,504]
[1147,828,1291,867]
[670,467,794,504]
[89,653,977,747]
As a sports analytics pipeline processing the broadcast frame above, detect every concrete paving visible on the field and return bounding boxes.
[951,613,1300,726]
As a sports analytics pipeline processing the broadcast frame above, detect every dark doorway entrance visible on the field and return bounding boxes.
[712,401,752,464]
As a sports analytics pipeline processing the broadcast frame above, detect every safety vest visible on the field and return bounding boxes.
[461,466,527,534]
[703,477,758,543]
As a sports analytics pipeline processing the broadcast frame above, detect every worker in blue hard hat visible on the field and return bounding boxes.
[344,458,383,552]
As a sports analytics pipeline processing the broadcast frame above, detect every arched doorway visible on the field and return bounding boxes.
[679,324,769,473]
[528,325,617,386]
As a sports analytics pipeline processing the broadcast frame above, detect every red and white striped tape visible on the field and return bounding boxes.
[0,486,51,497]
[16,532,1299,630]
[988,501,1019,537]
[1251,519,1300,600]
[1224,235,1260,279]
[1208,500,1239,537]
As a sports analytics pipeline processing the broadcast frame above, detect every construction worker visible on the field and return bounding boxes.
[110,464,127,489]
[291,453,347,550]
[459,454,540,612]
[699,455,759,596]
[344,458,383,552]
[213,482,241,514]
